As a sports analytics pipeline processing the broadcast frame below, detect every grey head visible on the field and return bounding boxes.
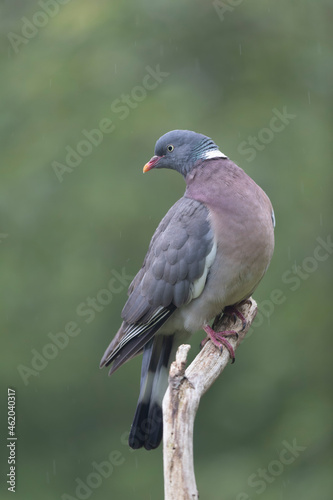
[143,130,227,177]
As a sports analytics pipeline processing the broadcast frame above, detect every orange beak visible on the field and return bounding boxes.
[143,155,162,173]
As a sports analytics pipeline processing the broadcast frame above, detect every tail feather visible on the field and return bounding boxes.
[129,334,175,450]
[100,306,176,375]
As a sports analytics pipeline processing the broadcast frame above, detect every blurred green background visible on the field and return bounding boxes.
[1,1,332,499]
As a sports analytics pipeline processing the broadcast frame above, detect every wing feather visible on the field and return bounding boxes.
[101,197,215,373]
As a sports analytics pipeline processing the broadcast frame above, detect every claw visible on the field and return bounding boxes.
[224,305,247,331]
[200,336,209,349]
[202,324,238,362]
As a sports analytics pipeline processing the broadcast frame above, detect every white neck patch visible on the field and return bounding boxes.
[203,149,227,160]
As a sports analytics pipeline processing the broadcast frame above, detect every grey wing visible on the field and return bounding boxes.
[100,196,215,372]
[123,196,215,321]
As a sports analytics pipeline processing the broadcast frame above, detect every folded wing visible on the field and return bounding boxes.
[100,197,215,373]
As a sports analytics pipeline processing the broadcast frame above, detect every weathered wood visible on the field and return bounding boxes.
[163,298,258,500]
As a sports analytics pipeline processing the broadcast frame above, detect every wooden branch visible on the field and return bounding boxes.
[162,298,258,500]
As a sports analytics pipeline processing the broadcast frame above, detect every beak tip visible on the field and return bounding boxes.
[142,155,161,174]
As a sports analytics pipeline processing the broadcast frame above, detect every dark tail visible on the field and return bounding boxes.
[128,334,176,450]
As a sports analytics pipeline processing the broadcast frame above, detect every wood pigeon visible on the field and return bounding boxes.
[100,130,275,450]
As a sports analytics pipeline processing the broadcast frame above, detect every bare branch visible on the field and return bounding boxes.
[163,298,258,500]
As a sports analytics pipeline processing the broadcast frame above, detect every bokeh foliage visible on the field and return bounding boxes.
[1,1,332,499]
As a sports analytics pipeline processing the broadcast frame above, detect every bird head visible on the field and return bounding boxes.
[143,130,227,177]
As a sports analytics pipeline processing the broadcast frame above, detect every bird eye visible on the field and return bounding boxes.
[167,144,174,152]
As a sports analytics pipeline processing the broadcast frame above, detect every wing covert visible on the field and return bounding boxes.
[121,197,215,324]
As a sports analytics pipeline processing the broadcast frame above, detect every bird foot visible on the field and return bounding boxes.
[201,325,238,363]
[223,302,250,331]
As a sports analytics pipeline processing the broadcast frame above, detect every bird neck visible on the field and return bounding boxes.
[190,137,227,163]
[202,149,227,160]
[184,159,245,206]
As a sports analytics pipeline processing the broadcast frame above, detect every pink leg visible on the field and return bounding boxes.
[201,324,238,363]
